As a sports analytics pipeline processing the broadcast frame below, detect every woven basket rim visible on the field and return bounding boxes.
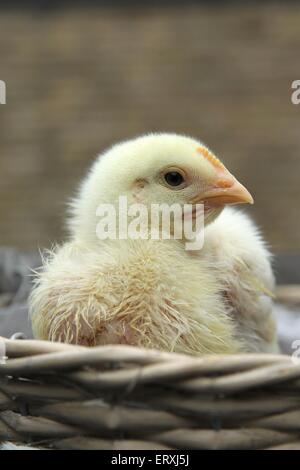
[1,336,300,450]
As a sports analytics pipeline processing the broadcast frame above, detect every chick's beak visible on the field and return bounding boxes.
[192,165,254,208]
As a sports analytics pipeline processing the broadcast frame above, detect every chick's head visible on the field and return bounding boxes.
[72,133,253,243]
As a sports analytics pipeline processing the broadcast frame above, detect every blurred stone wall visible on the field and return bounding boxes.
[0,4,299,251]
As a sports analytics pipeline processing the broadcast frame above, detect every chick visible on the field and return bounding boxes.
[29,134,278,355]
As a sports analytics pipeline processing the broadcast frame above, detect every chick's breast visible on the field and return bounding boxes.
[30,236,246,355]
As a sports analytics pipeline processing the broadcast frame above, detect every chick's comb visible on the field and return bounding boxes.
[196,146,225,170]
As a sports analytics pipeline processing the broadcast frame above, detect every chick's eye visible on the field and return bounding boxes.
[164,171,184,187]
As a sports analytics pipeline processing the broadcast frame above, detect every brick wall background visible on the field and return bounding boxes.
[0,3,299,251]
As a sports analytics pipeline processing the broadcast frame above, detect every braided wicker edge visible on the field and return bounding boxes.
[1,336,300,450]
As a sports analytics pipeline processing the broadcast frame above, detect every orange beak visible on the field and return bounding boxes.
[191,159,254,208]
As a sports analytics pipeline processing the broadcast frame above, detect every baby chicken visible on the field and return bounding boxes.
[29,134,278,355]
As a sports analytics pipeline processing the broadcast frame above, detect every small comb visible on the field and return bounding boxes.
[197,146,225,170]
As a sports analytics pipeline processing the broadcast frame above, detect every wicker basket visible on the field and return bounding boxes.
[1,336,300,450]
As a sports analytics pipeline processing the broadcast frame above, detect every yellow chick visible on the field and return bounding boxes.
[29,134,278,355]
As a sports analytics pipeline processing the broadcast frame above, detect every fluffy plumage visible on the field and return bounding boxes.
[29,133,278,354]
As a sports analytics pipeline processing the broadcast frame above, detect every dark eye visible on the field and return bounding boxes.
[164,171,184,187]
